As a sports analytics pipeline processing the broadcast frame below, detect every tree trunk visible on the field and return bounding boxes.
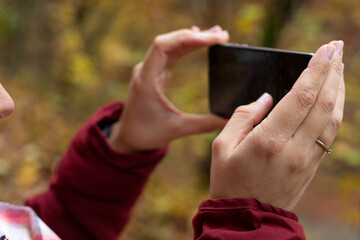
[261,0,307,47]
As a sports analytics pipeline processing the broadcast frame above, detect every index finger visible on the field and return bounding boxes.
[262,43,336,138]
[141,26,229,81]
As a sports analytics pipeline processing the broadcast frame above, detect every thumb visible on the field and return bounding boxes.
[177,113,227,137]
[218,93,273,152]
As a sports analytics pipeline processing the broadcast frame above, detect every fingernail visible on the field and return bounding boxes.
[336,40,344,56]
[219,30,228,37]
[326,45,336,61]
[208,25,222,32]
[191,25,200,32]
[257,93,270,102]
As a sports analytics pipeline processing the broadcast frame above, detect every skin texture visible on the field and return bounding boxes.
[210,41,345,211]
[109,26,229,152]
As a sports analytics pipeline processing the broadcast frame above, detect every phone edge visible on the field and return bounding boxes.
[215,43,315,56]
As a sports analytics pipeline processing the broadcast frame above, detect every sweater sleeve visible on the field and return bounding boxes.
[26,102,167,240]
[192,198,306,240]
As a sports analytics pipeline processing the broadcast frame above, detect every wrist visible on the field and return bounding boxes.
[108,120,139,153]
[108,119,166,153]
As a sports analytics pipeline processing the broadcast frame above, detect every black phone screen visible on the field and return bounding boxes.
[209,44,313,118]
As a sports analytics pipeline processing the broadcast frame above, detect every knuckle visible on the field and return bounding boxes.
[178,29,195,42]
[152,35,165,49]
[331,61,343,73]
[232,105,253,119]
[212,137,225,153]
[294,87,317,109]
[312,62,330,79]
[231,105,258,127]
[234,106,251,116]
[258,118,272,134]
[262,134,287,158]
[331,115,342,132]
[319,91,336,113]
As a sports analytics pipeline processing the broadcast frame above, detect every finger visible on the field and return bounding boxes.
[313,65,345,155]
[329,40,338,46]
[293,41,343,149]
[178,113,227,136]
[141,27,229,81]
[213,93,273,154]
[264,43,336,139]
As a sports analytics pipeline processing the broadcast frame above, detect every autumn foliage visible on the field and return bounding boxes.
[0,0,359,239]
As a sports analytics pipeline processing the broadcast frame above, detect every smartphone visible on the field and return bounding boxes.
[209,43,313,118]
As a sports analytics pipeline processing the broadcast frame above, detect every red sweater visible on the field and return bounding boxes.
[26,103,306,240]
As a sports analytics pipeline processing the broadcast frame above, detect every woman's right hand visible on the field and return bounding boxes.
[210,41,344,211]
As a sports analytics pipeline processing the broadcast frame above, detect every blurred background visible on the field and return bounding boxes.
[0,0,359,239]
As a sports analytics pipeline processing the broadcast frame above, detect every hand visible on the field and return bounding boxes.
[109,26,229,152]
[210,41,345,211]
